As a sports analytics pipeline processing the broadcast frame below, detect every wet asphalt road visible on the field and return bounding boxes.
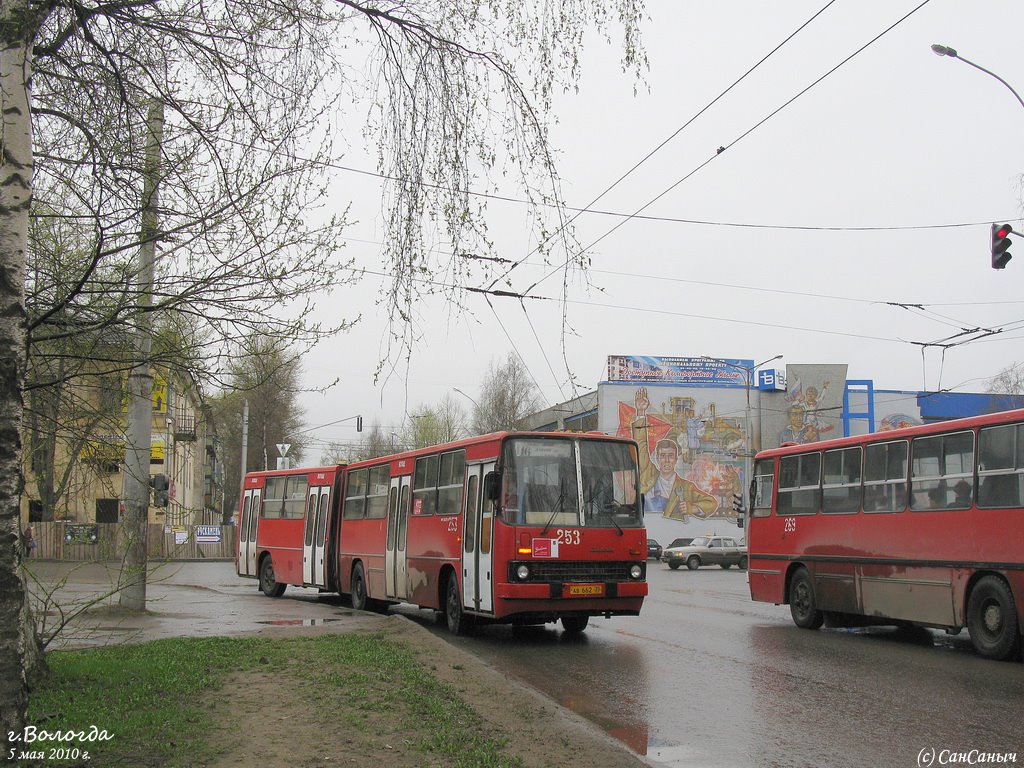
[26,560,1024,768]
[395,564,1024,768]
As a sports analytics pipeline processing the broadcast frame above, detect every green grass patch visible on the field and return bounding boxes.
[22,634,522,768]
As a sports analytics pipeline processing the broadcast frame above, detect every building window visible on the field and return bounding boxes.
[96,498,119,523]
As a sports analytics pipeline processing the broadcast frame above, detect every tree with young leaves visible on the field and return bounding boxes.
[208,337,307,520]
[2,0,646,742]
[398,394,469,449]
[470,353,545,434]
[986,362,1024,395]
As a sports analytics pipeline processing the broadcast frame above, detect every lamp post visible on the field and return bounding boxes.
[452,387,480,408]
[930,44,1024,111]
[699,355,783,506]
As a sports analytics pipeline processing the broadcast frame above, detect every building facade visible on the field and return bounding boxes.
[22,367,220,528]
[533,355,1024,544]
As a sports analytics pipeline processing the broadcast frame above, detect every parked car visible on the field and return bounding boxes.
[666,537,694,549]
[662,535,747,570]
[646,538,663,560]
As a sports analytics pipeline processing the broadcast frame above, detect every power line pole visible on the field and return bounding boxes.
[120,99,163,611]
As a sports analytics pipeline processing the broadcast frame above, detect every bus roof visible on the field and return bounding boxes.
[344,430,637,472]
[754,407,1024,460]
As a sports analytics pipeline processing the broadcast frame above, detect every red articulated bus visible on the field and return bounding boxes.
[746,408,1024,660]
[237,431,648,634]
[237,464,346,595]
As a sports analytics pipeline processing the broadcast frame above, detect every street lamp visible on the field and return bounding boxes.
[699,355,783,508]
[930,44,1024,111]
[452,387,480,408]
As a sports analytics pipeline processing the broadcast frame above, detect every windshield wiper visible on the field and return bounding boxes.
[540,484,569,537]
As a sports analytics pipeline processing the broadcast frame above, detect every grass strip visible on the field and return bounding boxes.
[21,634,522,768]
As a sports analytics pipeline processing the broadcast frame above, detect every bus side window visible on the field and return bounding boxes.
[979,474,1020,507]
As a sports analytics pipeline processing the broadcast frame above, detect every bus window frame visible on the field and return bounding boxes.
[862,439,909,514]
[776,451,821,516]
[909,430,974,511]
[977,422,1024,508]
[821,445,862,515]
[751,457,774,518]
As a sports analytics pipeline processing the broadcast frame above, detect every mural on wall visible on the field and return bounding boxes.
[764,365,847,447]
[878,413,922,431]
[608,385,745,523]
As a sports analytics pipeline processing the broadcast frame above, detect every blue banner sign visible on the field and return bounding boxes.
[606,355,755,387]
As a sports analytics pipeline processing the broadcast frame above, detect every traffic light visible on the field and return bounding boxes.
[732,492,746,528]
[150,473,169,507]
[991,223,1012,269]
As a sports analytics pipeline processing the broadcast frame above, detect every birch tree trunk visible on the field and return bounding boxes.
[0,0,35,745]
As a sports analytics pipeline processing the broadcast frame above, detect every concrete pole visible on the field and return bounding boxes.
[239,399,249,500]
[120,99,164,611]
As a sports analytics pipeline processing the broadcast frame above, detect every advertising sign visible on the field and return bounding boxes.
[606,355,754,387]
[64,524,99,544]
[195,525,222,543]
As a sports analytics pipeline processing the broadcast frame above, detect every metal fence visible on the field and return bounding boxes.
[25,522,236,561]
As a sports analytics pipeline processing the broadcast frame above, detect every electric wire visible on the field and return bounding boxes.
[525,0,936,296]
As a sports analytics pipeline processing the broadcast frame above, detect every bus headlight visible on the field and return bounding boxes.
[630,564,643,579]
[515,564,531,581]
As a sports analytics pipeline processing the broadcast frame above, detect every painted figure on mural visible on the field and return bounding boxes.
[779,405,812,444]
[683,407,705,463]
[632,387,718,520]
[782,378,835,443]
[800,382,834,441]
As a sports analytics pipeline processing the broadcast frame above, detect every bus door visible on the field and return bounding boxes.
[239,487,261,577]
[386,475,411,600]
[463,461,496,613]
[302,485,330,587]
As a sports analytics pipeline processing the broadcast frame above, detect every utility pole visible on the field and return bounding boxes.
[239,399,249,501]
[120,99,163,611]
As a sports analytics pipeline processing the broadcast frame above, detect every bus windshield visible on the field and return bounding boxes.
[502,437,642,529]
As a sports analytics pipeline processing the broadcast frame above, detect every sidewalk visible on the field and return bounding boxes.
[24,559,387,649]
[22,559,651,768]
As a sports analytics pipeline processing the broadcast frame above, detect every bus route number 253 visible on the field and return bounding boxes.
[555,529,581,546]
[783,517,797,533]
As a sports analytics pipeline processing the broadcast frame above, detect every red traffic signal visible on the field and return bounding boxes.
[991,223,1012,269]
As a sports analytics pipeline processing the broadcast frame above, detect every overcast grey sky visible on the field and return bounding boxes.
[296,0,1024,460]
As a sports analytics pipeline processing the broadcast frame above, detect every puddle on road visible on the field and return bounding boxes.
[94,626,142,633]
[255,618,346,626]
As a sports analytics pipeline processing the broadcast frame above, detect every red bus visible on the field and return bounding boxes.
[746,408,1024,660]
[237,431,648,634]
[237,464,345,595]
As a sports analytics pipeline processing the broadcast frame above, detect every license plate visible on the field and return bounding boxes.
[565,583,604,597]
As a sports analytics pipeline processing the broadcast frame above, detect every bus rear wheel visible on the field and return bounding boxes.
[967,576,1020,661]
[350,563,369,611]
[445,573,474,636]
[789,567,823,630]
[259,556,286,598]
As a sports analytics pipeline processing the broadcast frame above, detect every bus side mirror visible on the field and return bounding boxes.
[483,471,501,503]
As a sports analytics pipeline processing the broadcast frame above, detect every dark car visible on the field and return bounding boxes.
[662,535,748,570]
[666,537,694,549]
[646,538,663,560]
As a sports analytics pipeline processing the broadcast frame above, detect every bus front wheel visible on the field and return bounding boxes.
[259,557,286,598]
[967,576,1020,661]
[789,568,823,630]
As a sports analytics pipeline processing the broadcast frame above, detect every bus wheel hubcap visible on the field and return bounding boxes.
[983,603,1002,634]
